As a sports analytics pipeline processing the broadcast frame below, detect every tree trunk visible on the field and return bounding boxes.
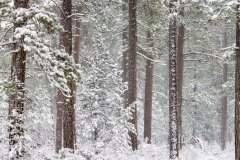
[53,0,75,152]
[177,6,184,150]
[235,2,240,159]
[73,5,82,65]
[55,90,64,153]
[72,4,82,149]
[122,0,129,109]
[60,0,75,151]
[8,0,28,158]
[192,65,197,137]
[169,0,179,159]
[128,0,138,151]
[144,57,154,144]
[221,32,228,151]
[144,7,154,144]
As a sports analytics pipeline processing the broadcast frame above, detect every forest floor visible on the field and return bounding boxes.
[0,142,234,159]
[126,142,234,160]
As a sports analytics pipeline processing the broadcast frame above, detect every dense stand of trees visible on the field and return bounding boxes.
[0,0,240,159]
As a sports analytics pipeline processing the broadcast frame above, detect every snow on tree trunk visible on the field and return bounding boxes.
[235,2,240,159]
[8,0,28,158]
[128,0,138,151]
[169,0,179,159]
[122,0,129,109]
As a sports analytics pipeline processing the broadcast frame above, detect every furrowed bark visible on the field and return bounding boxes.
[144,56,154,144]
[177,5,184,150]
[169,0,179,159]
[144,6,154,144]
[8,0,28,158]
[61,0,75,151]
[55,91,64,153]
[72,4,82,149]
[192,62,197,137]
[128,0,138,151]
[73,5,82,66]
[235,2,240,159]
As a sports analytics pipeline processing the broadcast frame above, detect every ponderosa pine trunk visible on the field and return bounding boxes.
[144,7,154,144]
[8,0,28,158]
[61,0,75,151]
[177,6,184,149]
[128,0,138,151]
[235,2,240,159]
[72,3,82,149]
[56,2,77,152]
[73,5,82,66]
[144,56,154,144]
[122,0,129,109]
[192,65,197,137]
[221,32,228,151]
[55,91,64,153]
[169,0,179,159]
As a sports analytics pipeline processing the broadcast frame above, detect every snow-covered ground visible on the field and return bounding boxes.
[0,142,234,159]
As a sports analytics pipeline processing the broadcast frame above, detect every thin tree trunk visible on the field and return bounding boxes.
[72,4,82,149]
[122,0,129,109]
[73,5,82,66]
[8,0,28,158]
[144,57,154,144]
[128,0,138,151]
[235,2,240,159]
[144,7,154,144]
[192,66,197,137]
[169,0,179,159]
[221,32,228,151]
[61,0,75,151]
[177,5,184,150]
[55,91,64,153]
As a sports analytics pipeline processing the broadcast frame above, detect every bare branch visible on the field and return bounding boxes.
[0,41,18,46]
[1,26,14,39]
[184,52,225,62]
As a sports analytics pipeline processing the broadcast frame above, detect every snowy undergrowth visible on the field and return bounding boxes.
[180,142,234,160]
[0,142,233,160]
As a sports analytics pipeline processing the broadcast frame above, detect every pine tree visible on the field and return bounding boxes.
[76,32,128,154]
[169,0,179,159]
[0,0,80,157]
[128,0,138,151]
[220,32,228,151]
[72,2,82,105]
[235,1,240,159]
[177,3,184,149]
[60,0,75,151]
[143,2,154,144]
[8,0,29,158]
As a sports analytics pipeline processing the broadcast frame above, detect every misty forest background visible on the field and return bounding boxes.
[0,0,239,159]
